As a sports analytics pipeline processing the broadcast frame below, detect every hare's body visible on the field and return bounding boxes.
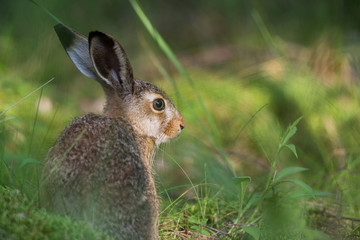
[42,114,158,239]
[41,24,184,240]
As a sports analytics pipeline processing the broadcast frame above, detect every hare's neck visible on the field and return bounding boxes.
[103,105,123,117]
[103,94,126,117]
[136,135,156,166]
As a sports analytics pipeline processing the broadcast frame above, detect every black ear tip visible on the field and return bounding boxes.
[54,24,67,37]
[54,24,75,49]
[54,23,63,31]
[89,31,109,42]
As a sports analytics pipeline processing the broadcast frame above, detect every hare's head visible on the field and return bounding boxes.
[55,24,184,145]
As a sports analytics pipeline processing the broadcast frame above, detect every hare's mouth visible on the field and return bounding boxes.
[166,128,183,139]
[155,130,181,145]
[163,119,184,138]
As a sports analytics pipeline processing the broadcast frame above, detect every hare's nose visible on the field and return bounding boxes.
[179,116,185,130]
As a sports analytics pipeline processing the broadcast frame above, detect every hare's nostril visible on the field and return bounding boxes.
[179,116,185,131]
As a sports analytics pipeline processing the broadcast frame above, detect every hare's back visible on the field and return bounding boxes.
[42,114,146,207]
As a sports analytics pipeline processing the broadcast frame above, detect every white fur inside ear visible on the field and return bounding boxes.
[67,40,99,81]
[90,63,113,87]
[113,44,129,83]
[107,69,119,86]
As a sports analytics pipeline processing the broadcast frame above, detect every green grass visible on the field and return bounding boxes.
[1,0,360,239]
[0,186,113,240]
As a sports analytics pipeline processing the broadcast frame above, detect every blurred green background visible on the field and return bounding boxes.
[1,0,360,239]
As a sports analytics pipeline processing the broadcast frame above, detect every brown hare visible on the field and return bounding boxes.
[41,24,185,240]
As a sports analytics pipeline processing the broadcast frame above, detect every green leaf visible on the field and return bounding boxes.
[233,176,251,184]
[200,229,210,237]
[292,116,304,128]
[287,190,320,200]
[285,190,333,200]
[190,225,201,231]
[200,218,208,226]
[285,144,298,158]
[242,226,260,240]
[274,166,308,182]
[281,116,303,145]
[190,225,210,237]
[20,158,41,168]
[312,190,334,198]
[187,216,198,224]
[282,126,297,145]
[279,179,315,199]
[285,190,314,200]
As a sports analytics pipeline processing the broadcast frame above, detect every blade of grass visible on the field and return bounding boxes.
[138,36,182,105]
[0,78,55,117]
[130,1,218,136]
[27,0,63,24]
[41,108,58,146]
[234,104,268,143]
[130,0,219,137]
[158,148,204,218]
[27,88,43,157]
[30,88,43,203]
[251,9,279,57]
[131,2,235,176]
[160,184,199,216]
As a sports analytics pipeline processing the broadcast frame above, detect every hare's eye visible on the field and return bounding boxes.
[153,98,165,111]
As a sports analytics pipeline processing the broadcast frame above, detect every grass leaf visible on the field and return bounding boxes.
[282,126,297,145]
[20,158,41,168]
[0,78,55,118]
[233,176,251,184]
[285,144,298,158]
[27,0,63,24]
[278,179,315,199]
[201,229,210,237]
[274,166,308,182]
[242,226,260,240]
[281,116,303,145]
[285,190,333,200]
[312,190,334,198]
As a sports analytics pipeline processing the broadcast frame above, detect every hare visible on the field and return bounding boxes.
[41,24,185,240]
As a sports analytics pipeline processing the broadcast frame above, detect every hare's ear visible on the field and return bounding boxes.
[89,31,134,94]
[54,24,99,80]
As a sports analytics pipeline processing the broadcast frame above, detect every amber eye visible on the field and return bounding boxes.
[153,98,165,111]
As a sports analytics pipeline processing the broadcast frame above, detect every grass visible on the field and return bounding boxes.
[154,117,331,239]
[1,65,360,239]
[1,0,360,239]
[0,186,113,240]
